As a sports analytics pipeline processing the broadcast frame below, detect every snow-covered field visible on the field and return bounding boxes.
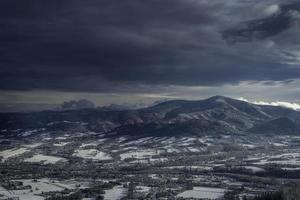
[252,152,300,166]
[0,148,29,160]
[24,154,67,164]
[120,149,158,160]
[177,186,227,199]
[79,143,98,148]
[165,166,213,171]
[136,186,151,193]
[53,142,69,147]
[0,179,78,200]
[103,185,128,200]
[55,136,68,140]
[73,149,112,160]
[3,119,300,200]
[243,166,265,173]
[19,129,42,137]
[23,143,43,148]
[0,191,44,200]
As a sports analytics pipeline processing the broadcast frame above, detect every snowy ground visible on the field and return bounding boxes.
[53,142,69,147]
[243,166,265,173]
[24,154,67,164]
[119,149,158,160]
[23,143,43,148]
[0,179,79,200]
[177,186,227,199]
[0,148,29,160]
[103,185,128,200]
[1,133,300,199]
[73,149,112,160]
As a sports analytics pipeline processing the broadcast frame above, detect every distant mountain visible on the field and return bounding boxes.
[0,103,60,113]
[96,102,149,111]
[1,96,300,137]
[61,99,95,110]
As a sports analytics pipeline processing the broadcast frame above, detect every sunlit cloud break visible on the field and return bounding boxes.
[238,97,300,111]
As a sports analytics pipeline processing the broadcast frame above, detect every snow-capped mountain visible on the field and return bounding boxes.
[1,96,300,139]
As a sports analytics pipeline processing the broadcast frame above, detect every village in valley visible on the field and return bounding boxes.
[1,128,300,200]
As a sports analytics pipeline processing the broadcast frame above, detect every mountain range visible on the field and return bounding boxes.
[1,96,300,138]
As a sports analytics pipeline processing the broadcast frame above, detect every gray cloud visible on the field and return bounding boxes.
[223,2,300,42]
[0,0,300,94]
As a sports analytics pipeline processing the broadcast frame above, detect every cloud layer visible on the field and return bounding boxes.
[239,97,300,111]
[0,0,300,94]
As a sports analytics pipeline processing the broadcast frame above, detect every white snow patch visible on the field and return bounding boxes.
[73,149,112,160]
[165,166,213,171]
[243,166,265,173]
[272,143,288,147]
[79,143,98,148]
[53,142,69,147]
[136,186,151,193]
[124,137,153,145]
[148,174,159,179]
[177,186,227,199]
[24,154,67,164]
[0,148,29,160]
[166,147,181,153]
[103,185,127,200]
[187,147,202,152]
[241,144,257,149]
[98,138,108,143]
[0,178,79,200]
[282,167,300,171]
[120,149,158,160]
[55,136,67,140]
[118,137,127,142]
[23,143,43,148]
[19,129,45,137]
[149,158,168,163]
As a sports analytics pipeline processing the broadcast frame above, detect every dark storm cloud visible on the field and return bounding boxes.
[0,0,300,92]
[223,2,300,42]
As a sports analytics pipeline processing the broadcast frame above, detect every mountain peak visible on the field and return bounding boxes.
[209,95,226,99]
[206,95,233,103]
[1,95,300,136]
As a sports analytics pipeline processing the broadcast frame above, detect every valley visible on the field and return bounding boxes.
[0,96,300,199]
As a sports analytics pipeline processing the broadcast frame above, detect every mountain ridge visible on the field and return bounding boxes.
[1,96,300,137]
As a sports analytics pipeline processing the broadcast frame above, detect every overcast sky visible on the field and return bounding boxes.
[1,0,300,111]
